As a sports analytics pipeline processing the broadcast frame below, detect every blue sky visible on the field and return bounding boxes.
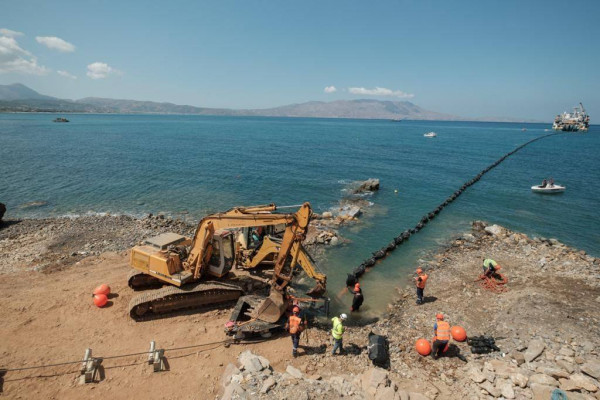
[1,0,599,120]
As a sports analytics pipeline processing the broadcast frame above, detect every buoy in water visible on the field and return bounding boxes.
[93,293,108,308]
[394,189,399,193]
[451,326,467,342]
[416,338,431,356]
[93,284,111,296]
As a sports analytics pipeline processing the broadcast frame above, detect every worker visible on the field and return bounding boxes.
[251,226,266,249]
[432,313,451,360]
[331,313,347,355]
[482,258,499,278]
[350,283,364,312]
[284,306,306,357]
[414,267,428,305]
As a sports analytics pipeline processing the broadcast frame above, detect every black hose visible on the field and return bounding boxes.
[345,132,564,285]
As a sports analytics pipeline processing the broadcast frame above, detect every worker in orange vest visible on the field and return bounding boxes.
[284,306,306,357]
[350,282,364,312]
[432,313,451,360]
[414,267,428,305]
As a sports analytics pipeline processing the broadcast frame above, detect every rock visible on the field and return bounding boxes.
[260,377,276,394]
[407,393,429,400]
[582,361,600,380]
[559,347,576,357]
[536,367,570,380]
[375,386,396,400]
[221,382,245,400]
[529,373,559,387]
[238,350,265,373]
[496,378,515,399]
[286,365,303,379]
[338,205,362,219]
[510,372,529,388]
[321,211,333,219]
[396,389,409,400]
[479,380,500,397]
[489,359,517,378]
[556,359,576,374]
[354,178,380,193]
[530,383,556,400]
[509,350,526,366]
[221,363,241,388]
[329,236,339,246]
[472,220,488,231]
[524,339,546,362]
[0,202,5,221]
[468,366,487,383]
[484,224,505,236]
[560,373,599,392]
[362,368,389,396]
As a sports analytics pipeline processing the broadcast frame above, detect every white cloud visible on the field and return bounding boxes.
[0,35,48,75]
[324,85,337,93]
[36,36,75,52]
[86,62,121,79]
[0,28,24,37]
[348,86,414,98]
[57,70,77,79]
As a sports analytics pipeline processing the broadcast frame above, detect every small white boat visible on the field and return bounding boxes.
[531,184,565,193]
[424,132,437,137]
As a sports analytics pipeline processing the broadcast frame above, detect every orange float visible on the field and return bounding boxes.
[93,294,108,307]
[93,284,111,296]
[451,326,467,342]
[415,338,431,356]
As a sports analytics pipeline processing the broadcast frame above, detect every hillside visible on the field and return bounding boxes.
[0,83,458,120]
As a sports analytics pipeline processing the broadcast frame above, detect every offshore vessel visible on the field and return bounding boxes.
[552,103,590,132]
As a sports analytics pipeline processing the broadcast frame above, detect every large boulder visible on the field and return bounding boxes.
[353,178,380,193]
[524,339,545,362]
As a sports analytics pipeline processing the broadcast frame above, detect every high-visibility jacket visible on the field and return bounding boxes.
[288,315,302,334]
[331,317,345,340]
[416,273,428,289]
[483,259,497,269]
[435,320,451,341]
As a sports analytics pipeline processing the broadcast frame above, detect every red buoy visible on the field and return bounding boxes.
[451,326,467,342]
[93,284,111,296]
[416,338,431,356]
[93,294,108,308]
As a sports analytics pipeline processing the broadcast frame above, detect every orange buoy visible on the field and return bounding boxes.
[93,294,108,308]
[416,338,431,356]
[451,326,467,342]
[93,284,111,296]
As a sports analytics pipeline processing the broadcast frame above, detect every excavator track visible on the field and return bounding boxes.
[128,281,244,321]
[127,270,165,291]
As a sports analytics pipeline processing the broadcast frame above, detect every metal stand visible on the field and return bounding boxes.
[148,341,165,372]
[79,348,102,384]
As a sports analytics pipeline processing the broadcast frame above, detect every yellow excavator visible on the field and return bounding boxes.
[127,202,327,328]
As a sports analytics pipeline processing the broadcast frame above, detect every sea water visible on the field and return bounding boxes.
[1,114,598,316]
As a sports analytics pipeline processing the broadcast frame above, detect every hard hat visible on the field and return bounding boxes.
[292,306,300,314]
[340,313,348,320]
[354,283,360,290]
[416,268,423,274]
[436,313,444,320]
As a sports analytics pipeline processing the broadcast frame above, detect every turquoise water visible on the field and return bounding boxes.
[1,114,598,316]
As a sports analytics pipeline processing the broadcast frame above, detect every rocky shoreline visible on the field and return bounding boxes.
[1,213,599,399]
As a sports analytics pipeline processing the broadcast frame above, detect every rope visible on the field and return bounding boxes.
[346,132,565,286]
[475,273,509,293]
[0,338,241,372]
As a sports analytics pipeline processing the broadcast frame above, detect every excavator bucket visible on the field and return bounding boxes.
[307,282,326,298]
[253,290,286,323]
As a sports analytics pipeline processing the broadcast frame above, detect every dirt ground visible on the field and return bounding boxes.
[1,218,599,399]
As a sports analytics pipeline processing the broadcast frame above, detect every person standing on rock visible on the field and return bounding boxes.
[331,313,347,355]
[350,283,364,312]
[432,313,451,360]
[414,267,428,305]
[285,306,306,357]
[482,258,500,278]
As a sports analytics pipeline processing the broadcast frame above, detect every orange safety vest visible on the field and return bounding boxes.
[435,320,451,341]
[416,274,428,289]
[289,315,302,334]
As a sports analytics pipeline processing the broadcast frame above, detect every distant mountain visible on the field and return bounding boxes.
[0,83,530,122]
[0,83,57,101]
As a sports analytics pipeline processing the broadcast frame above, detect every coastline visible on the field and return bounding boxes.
[1,216,599,398]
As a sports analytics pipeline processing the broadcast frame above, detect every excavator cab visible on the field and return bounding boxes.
[207,230,235,278]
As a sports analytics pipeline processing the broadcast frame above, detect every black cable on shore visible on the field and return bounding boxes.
[346,132,565,287]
